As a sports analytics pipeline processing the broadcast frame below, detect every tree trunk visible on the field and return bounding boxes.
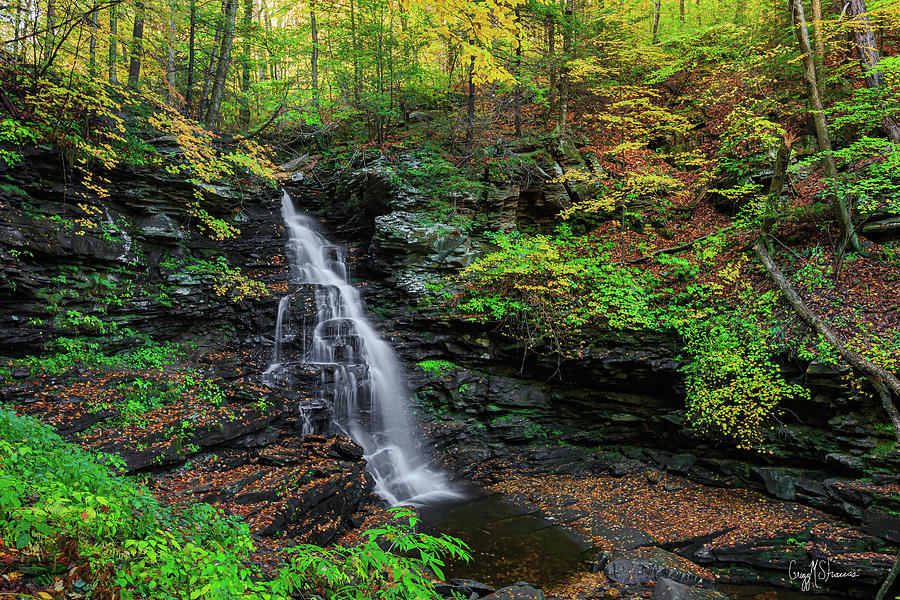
[845,0,900,143]
[108,3,118,83]
[556,0,574,134]
[199,15,224,120]
[167,0,177,101]
[762,134,795,239]
[185,0,196,111]
[89,2,98,77]
[754,241,900,435]
[680,0,685,23]
[696,0,701,26]
[310,0,319,107]
[465,51,475,150]
[350,0,360,106]
[652,0,662,44]
[127,0,145,88]
[205,0,238,128]
[547,18,556,122]
[790,0,862,254]
[12,0,22,56]
[240,0,252,129]
[811,0,825,81]
[514,7,522,139]
[259,0,275,80]
[43,0,56,65]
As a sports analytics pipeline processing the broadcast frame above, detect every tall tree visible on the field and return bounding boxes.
[845,0,900,142]
[89,2,98,77]
[811,0,825,80]
[198,15,224,120]
[205,0,238,127]
[513,6,522,139]
[239,0,253,128]
[651,0,661,44]
[108,3,119,83]
[12,0,22,56]
[43,0,56,65]
[127,0,145,88]
[166,0,177,101]
[555,0,574,134]
[547,15,556,122]
[350,0,360,106]
[185,0,196,110]
[790,0,862,253]
[465,49,475,150]
[310,0,319,107]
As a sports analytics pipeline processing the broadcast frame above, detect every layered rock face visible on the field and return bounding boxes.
[3,145,898,596]
[285,147,899,511]
[281,146,899,597]
[0,148,374,544]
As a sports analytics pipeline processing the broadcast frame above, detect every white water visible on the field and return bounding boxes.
[264,191,459,506]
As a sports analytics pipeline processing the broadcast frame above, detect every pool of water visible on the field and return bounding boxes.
[719,584,846,599]
[418,492,593,588]
[419,492,865,600]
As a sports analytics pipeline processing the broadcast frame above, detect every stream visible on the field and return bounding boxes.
[262,193,866,600]
[419,493,592,588]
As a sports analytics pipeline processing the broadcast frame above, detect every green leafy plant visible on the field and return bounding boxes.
[276,507,471,600]
[0,408,470,600]
[417,359,458,376]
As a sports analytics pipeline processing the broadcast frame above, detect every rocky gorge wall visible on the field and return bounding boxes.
[2,145,898,597]
[281,146,900,546]
[0,147,375,546]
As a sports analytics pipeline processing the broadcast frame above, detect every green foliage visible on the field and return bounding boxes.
[186,255,270,301]
[187,197,241,241]
[828,57,900,215]
[0,408,469,599]
[444,227,806,450]
[106,372,227,424]
[5,336,184,378]
[417,359,458,376]
[0,117,38,167]
[275,507,470,600]
[453,229,657,355]
[671,306,807,451]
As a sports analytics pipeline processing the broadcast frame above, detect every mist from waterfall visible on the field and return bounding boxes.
[264,191,459,506]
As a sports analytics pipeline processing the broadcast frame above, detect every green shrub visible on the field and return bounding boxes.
[417,360,459,376]
[0,407,470,599]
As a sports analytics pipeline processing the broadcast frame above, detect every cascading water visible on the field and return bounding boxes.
[264,191,459,506]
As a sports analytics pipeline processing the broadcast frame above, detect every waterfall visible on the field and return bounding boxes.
[264,191,459,506]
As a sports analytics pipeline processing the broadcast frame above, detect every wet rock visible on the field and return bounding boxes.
[862,507,900,544]
[158,436,374,544]
[753,467,797,501]
[651,578,730,600]
[586,524,658,551]
[371,210,479,297]
[604,547,715,587]
[435,579,495,599]
[484,581,545,600]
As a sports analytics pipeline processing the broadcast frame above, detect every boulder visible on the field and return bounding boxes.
[652,578,730,600]
[435,579,495,599]
[371,210,480,296]
[484,581,545,600]
[862,507,900,544]
[604,547,715,587]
